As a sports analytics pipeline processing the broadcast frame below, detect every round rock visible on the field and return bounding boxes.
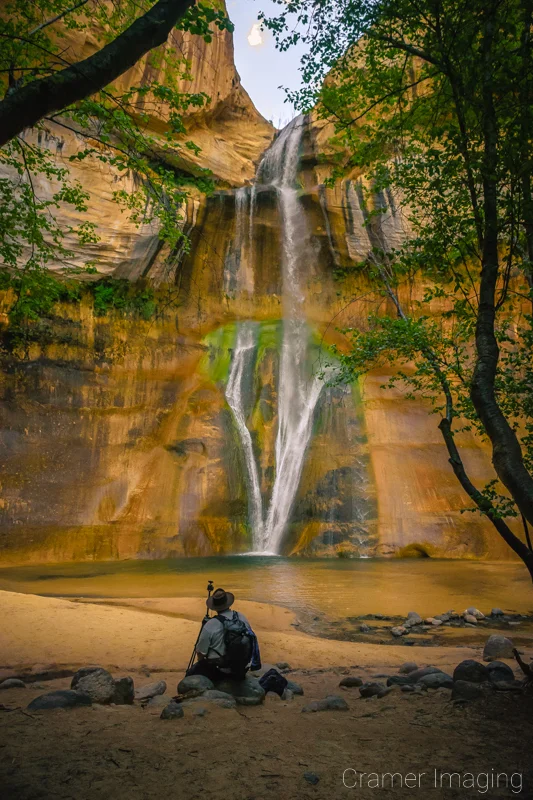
[453,660,490,684]
[483,635,514,662]
[160,701,184,720]
[339,676,363,688]
[216,675,265,706]
[418,672,453,690]
[359,682,386,698]
[71,667,115,704]
[177,675,214,695]
[391,626,407,637]
[28,690,92,711]
[406,666,441,683]
[399,662,418,675]
[486,661,515,683]
[285,679,304,695]
[135,680,167,701]
[0,678,26,690]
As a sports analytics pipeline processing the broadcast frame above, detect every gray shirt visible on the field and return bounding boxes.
[196,609,251,662]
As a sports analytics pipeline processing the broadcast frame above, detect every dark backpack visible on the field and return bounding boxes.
[259,668,288,697]
[216,611,254,675]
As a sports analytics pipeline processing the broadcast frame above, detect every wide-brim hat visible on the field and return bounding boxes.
[206,588,235,612]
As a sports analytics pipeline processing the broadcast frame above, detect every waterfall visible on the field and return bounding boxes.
[225,116,326,554]
[225,323,265,548]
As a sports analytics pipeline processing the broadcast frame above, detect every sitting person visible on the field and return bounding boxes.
[186,587,260,683]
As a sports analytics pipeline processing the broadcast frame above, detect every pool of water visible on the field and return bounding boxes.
[0,557,531,621]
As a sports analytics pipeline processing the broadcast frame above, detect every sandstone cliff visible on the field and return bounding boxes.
[0,14,516,564]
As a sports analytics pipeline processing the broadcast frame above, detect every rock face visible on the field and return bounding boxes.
[0,6,519,563]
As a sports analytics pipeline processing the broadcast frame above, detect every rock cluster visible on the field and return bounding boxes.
[383,607,528,640]
[335,640,525,704]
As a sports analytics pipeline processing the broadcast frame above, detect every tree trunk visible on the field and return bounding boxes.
[520,0,533,297]
[0,0,195,148]
[470,5,533,527]
[439,417,533,582]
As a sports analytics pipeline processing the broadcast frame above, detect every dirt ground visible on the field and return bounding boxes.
[1,669,532,800]
[1,590,532,800]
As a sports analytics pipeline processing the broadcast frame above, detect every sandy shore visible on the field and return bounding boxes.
[0,588,485,673]
[1,589,532,800]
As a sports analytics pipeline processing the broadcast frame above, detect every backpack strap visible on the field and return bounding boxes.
[215,611,237,626]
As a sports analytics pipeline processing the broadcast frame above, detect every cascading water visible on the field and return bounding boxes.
[225,116,327,554]
[225,322,265,548]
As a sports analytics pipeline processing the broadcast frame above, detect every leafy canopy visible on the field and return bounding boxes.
[0,0,232,350]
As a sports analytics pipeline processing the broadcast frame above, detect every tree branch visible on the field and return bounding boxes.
[0,0,195,148]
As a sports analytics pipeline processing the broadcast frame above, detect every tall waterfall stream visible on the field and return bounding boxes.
[225,117,328,554]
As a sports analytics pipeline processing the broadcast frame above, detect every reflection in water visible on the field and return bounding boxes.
[0,558,531,620]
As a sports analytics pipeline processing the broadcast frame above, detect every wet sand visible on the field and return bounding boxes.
[0,589,489,674]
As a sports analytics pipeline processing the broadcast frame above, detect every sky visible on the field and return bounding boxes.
[226,0,309,129]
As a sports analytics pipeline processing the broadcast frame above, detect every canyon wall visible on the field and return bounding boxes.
[0,9,517,563]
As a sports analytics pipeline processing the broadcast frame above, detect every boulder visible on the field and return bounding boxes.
[301,695,349,712]
[399,662,418,675]
[71,667,115,704]
[491,608,505,616]
[486,661,515,683]
[406,666,441,683]
[452,680,484,702]
[135,680,167,701]
[282,689,294,701]
[483,635,514,662]
[465,607,485,619]
[434,613,451,622]
[339,676,363,688]
[160,701,184,720]
[359,682,386,698]
[28,690,92,711]
[464,614,478,625]
[418,672,453,690]
[112,677,134,705]
[216,676,265,706]
[407,611,422,624]
[0,678,26,690]
[177,675,214,695]
[285,679,304,695]
[453,660,490,684]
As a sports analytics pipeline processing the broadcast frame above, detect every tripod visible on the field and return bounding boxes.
[186,579,214,673]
